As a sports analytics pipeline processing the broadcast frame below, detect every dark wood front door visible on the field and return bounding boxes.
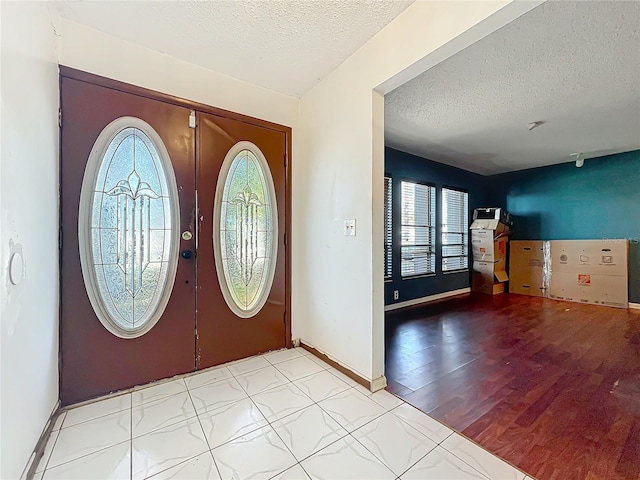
[195,112,288,369]
[60,76,197,406]
[60,68,291,406]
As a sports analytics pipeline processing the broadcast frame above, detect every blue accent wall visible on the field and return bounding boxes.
[384,148,489,306]
[490,150,640,303]
[384,148,640,305]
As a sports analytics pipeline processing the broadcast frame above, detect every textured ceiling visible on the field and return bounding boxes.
[55,0,412,97]
[385,1,640,175]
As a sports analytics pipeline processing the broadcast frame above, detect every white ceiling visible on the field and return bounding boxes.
[55,0,412,98]
[385,1,640,175]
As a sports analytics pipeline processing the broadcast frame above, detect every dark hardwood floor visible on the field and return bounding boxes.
[385,293,640,480]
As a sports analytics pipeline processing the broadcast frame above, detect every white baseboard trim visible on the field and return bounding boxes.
[371,375,387,392]
[384,288,471,312]
[629,302,640,310]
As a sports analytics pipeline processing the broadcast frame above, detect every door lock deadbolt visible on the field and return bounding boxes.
[181,231,193,241]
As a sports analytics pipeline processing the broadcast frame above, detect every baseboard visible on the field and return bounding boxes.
[629,302,640,310]
[22,400,60,480]
[300,342,371,390]
[384,288,471,312]
[371,375,387,392]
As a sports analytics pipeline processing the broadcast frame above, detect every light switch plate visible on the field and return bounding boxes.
[344,219,356,236]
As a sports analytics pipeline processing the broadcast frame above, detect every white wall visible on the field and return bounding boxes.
[1,2,61,478]
[58,19,299,134]
[295,1,542,383]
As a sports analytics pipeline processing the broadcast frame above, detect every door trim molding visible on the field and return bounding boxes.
[59,66,291,133]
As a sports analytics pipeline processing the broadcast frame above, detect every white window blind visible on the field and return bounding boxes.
[441,188,469,272]
[384,176,392,280]
[401,181,436,277]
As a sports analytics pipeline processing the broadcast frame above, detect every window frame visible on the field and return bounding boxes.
[213,141,279,319]
[441,186,469,273]
[384,175,393,281]
[400,179,437,279]
[78,116,180,339]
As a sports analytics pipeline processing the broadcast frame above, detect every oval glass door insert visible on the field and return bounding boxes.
[214,142,278,318]
[78,117,180,338]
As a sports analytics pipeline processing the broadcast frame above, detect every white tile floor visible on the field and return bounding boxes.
[34,348,530,480]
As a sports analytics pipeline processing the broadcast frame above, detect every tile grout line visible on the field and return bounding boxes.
[131,376,218,480]
[225,357,303,479]
[186,380,225,480]
[270,361,465,477]
[130,389,200,441]
[51,353,454,479]
[247,360,350,480]
[41,438,132,474]
[40,400,133,475]
[37,353,326,478]
[129,392,133,480]
[437,442,507,480]
[344,405,420,477]
[36,425,61,476]
[52,350,525,479]
[225,354,370,475]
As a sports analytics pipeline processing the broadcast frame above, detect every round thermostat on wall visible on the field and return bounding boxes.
[9,251,24,286]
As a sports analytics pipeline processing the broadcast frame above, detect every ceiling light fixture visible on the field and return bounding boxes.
[527,121,543,131]
[571,153,585,168]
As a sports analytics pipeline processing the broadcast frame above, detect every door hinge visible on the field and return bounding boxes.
[189,110,197,129]
[58,108,62,128]
[284,153,287,168]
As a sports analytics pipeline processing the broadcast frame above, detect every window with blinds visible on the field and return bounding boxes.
[401,181,436,277]
[384,176,392,280]
[441,187,469,272]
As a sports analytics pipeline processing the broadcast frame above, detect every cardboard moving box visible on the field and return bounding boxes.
[472,274,506,295]
[473,259,509,295]
[509,240,547,297]
[548,271,628,308]
[548,239,628,308]
[471,231,508,262]
[549,239,628,276]
[473,207,513,227]
[470,208,511,295]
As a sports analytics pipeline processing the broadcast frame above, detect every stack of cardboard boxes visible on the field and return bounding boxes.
[470,208,512,295]
[469,208,629,308]
[509,239,629,308]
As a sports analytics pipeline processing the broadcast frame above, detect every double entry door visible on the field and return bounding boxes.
[60,68,290,405]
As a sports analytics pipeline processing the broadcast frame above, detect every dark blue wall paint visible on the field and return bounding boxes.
[385,148,640,305]
[490,150,640,303]
[384,148,489,305]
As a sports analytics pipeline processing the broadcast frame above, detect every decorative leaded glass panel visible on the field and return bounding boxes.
[214,143,278,318]
[79,117,179,338]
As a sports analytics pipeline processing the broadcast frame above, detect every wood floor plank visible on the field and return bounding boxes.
[615,418,640,479]
[385,293,640,480]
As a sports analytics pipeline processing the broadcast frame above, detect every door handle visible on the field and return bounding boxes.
[181,250,194,259]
